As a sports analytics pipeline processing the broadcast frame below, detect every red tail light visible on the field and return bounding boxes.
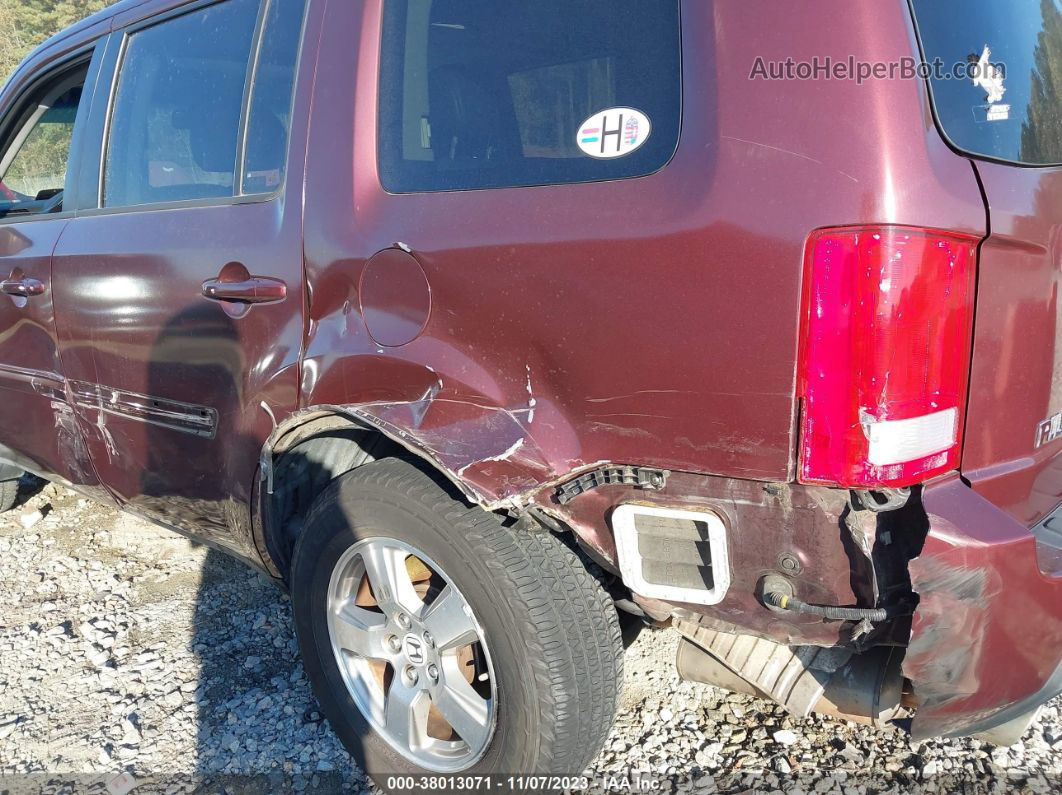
[798,226,979,489]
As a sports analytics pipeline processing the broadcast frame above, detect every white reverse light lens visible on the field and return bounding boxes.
[865,408,958,467]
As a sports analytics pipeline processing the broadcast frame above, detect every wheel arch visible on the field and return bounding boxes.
[254,406,506,579]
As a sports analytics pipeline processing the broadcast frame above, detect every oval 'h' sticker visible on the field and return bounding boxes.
[577,108,651,159]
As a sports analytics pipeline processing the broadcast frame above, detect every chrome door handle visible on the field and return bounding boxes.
[201,276,287,304]
[1,278,45,297]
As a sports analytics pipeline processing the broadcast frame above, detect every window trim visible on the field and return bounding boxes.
[0,49,97,226]
[93,29,126,210]
[235,0,271,196]
[93,0,309,215]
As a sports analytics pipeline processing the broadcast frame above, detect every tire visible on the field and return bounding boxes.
[290,458,623,788]
[0,479,18,513]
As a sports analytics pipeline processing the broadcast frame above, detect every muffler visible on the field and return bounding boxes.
[675,628,909,728]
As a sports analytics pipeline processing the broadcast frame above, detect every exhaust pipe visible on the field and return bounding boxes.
[676,635,909,728]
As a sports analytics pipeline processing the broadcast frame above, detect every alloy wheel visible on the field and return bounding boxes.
[325,537,497,772]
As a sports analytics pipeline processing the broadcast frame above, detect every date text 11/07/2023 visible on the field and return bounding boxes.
[384,775,662,791]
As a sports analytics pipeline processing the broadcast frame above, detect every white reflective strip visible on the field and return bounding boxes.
[865,408,958,466]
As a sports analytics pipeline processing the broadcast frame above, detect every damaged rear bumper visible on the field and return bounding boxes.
[905,475,1062,739]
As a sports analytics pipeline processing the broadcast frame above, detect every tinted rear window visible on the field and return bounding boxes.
[378,0,682,193]
[910,0,1062,166]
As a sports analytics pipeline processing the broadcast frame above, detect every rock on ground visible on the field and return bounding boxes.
[0,480,1059,793]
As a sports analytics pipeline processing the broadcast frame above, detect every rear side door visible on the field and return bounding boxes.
[911,0,1062,526]
[0,43,108,497]
[51,0,315,558]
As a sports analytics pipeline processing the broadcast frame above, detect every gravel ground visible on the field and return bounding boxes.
[0,479,1060,794]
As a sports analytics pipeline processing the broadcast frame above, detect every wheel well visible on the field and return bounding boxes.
[264,419,406,578]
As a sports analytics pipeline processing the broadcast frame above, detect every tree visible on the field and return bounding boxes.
[1020,0,1062,164]
[0,1,112,83]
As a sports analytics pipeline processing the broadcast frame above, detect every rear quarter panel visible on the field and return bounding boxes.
[302,0,986,512]
[961,164,1062,526]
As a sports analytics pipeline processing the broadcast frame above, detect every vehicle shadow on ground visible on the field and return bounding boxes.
[188,549,371,793]
[13,474,46,510]
[136,307,374,792]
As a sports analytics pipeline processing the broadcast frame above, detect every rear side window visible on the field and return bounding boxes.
[910,0,1062,167]
[378,0,682,193]
[104,0,305,208]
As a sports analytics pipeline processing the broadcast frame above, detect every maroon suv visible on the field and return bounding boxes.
[0,0,1059,785]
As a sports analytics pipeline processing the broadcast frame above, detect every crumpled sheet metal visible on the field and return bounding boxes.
[905,476,1062,739]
